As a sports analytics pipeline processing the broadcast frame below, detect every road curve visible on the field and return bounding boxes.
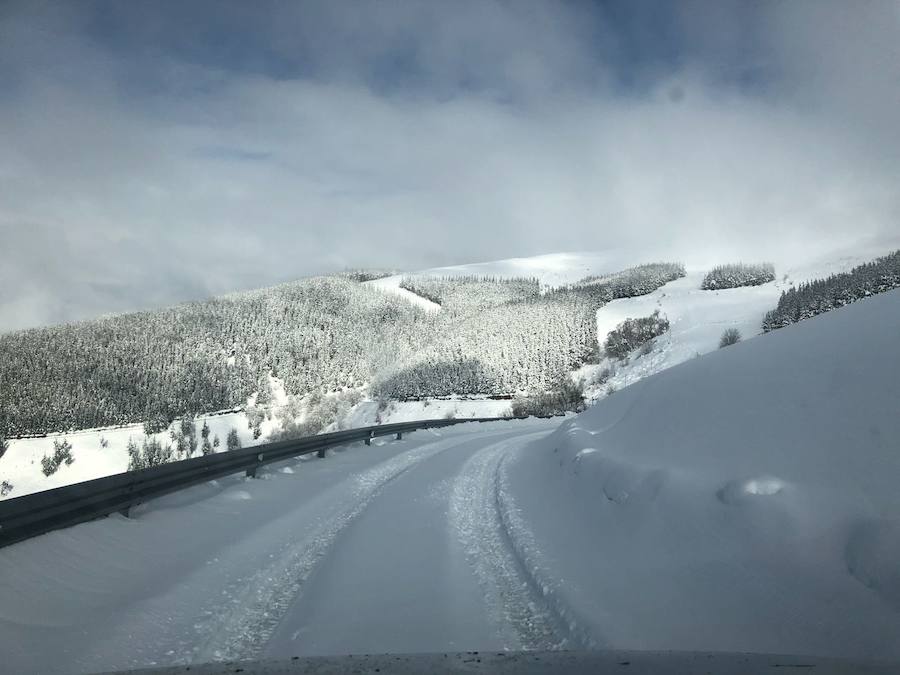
[0,418,563,675]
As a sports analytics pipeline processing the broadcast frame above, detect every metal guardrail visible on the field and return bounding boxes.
[0,417,512,549]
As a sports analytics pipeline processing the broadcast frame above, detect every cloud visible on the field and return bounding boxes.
[0,0,898,331]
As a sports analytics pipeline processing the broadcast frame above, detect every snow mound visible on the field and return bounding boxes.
[717,477,786,504]
[505,288,900,659]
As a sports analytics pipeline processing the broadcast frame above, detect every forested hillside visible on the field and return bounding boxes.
[578,262,686,297]
[373,264,685,399]
[0,277,431,437]
[762,250,900,331]
[701,262,775,290]
[0,263,685,438]
[399,276,540,309]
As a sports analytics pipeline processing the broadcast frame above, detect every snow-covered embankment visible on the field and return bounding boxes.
[503,288,900,659]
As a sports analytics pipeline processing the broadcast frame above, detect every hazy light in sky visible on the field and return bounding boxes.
[0,0,898,331]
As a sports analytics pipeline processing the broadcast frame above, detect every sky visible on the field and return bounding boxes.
[0,0,898,332]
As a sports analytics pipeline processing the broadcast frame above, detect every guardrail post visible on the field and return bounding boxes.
[317,448,326,458]
[396,431,402,440]
[365,431,373,446]
[246,453,264,478]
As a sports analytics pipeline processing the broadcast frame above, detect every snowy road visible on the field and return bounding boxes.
[0,418,564,675]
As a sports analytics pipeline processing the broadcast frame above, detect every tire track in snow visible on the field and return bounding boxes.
[495,452,601,650]
[450,431,591,650]
[181,431,500,664]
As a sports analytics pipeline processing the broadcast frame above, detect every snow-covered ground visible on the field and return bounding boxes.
[419,251,638,287]
[343,396,514,427]
[0,390,515,501]
[3,239,897,500]
[0,375,296,501]
[364,273,441,311]
[504,288,900,658]
[0,410,254,501]
[414,235,900,288]
[2,291,898,672]
[579,243,900,401]
[580,268,784,398]
[0,418,557,674]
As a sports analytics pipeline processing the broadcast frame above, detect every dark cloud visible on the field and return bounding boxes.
[0,0,898,331]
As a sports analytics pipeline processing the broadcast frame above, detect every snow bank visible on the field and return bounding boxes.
[505,288,900,659]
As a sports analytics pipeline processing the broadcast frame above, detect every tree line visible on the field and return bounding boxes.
[762,250,900,331]
[701,262,775,290]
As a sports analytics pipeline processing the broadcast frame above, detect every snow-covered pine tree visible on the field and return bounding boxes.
[763,250,899,331]
[226,428,241,451]
[701,263,775,290]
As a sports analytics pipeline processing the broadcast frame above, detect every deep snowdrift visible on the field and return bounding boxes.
[504,288,900,658]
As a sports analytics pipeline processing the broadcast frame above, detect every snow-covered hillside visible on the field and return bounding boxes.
[577,243,900,401]
[3,292,898,673]
[3,240,898,501]
[504,288,900,658]
[580,268,783,398]
[414,236,900,288]
[365,274,441,311]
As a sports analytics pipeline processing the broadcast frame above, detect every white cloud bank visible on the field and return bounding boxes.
[0,0,897,331]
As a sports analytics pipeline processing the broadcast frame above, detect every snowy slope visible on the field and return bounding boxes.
[0,411,253,500]
[0,377,351,501]
[365,274,441,311]
[580,243,900,400]
[503,288,900,658]
[4,240,897,500]
[420,251,636,287]
[342,397,515,427]
[414,235,900,288]
[582,268,783,397]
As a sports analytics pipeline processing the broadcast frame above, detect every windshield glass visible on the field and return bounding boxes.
[1,2,899,674]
